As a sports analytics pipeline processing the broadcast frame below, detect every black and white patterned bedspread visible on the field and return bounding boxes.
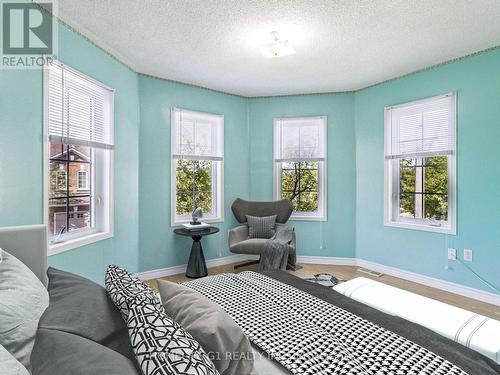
[183,271,468,375]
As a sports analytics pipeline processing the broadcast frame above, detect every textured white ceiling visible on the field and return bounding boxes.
[48,0,500,97]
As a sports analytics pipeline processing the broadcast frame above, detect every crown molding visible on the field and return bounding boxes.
[33,2,500,99]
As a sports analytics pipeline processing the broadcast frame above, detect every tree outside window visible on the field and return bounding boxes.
[175,159,214,216]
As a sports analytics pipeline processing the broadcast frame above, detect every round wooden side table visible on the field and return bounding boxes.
[173,226,219,278]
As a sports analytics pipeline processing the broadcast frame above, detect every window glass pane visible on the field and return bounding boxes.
[424,156,448,194]
[175,159,214,217]
[77,171,88,190]
[70,145,91,160]
[193,160,212,192]
[282,191,300,211]
[176,160,194,193]
[49,161,67,198]
[281,165,297,191]
[399,156,449,221]
[68,196,91,232]
[425,155,448,166]
[399,193,416,218]
[176,193,193,216]
[424,194,448,221]
[399,158,417,193]
[298,192,319,212]
[300,165,318,192]
[194,192,212,214]
[70,163,91,194]
[48,198,67,236]
[281,162,319,213]
[49,141,66,159]
[399,158,423,219]
[48,141,94,241]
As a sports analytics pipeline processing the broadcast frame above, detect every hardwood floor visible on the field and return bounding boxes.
[146,262,500,320]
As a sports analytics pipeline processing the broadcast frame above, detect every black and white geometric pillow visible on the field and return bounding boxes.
[127,302,219,375]
[105,264,164,321]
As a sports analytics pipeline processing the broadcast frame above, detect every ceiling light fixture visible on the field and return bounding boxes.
[259,31,296,59]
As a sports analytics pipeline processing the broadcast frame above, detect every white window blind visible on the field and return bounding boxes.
[171,107,224,161]
[274,116,326,162]
[385,93,455,160]
[47,62,115,150]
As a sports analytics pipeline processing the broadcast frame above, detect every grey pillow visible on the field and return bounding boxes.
[0,344,29,375]
[0,249,49,369]
[246,215,277,239]
[158,280,258,375]
[31,328,141,375]
[40,267,136,361]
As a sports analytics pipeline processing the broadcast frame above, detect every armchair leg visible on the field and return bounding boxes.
[287,263,302,271]
[234,257,260,269]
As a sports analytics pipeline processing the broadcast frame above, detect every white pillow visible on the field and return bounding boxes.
[0,344,29,375]
[0,249,49,369]
[334,277,500,364]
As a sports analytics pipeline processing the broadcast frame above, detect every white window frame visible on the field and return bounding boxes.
[43,61,115,256]
[170,108,224,226]
[77,170,89,190]
[384,93,456,234]
[273,116,327,221]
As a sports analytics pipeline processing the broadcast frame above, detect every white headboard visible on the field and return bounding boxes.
[0,225,47,286]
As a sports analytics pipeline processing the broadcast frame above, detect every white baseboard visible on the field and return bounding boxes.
[297,256,357,266]
[136,254,258,281]
[137,253,499,306]
[355,259,500,307]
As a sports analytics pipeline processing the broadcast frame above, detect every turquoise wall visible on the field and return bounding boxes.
[138,76,250,271]
[0,21,140,283]
[354,48,500,291]
[0,68,42,226]
[248,94,356,258]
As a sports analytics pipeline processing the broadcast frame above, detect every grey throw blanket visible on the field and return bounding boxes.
[259,227,294,271]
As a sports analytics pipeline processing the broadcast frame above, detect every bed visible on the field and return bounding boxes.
[1,225,500,375]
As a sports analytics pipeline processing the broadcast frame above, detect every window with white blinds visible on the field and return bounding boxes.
[385,93,455,160]
[171,108,224,224]
[171,107,224,161]
[47,62,115,150]
[274,116,327,220]
[384,93,456,234]
[274,116,326,162]
[45,61,114,253]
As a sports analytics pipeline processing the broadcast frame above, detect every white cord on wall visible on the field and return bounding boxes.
[455,257,500,294]
[445,235,500,294]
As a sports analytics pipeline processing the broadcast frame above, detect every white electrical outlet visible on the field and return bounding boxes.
[464,249,473,262]
[447,248,457,260]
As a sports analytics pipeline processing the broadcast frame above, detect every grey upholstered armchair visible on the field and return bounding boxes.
[228,198,297,269]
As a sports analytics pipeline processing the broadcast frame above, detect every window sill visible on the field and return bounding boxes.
[48,231,113,256]
[384,220,455,235]
[289,215,327,222]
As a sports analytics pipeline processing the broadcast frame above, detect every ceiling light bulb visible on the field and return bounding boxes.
[259,31,296,59]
